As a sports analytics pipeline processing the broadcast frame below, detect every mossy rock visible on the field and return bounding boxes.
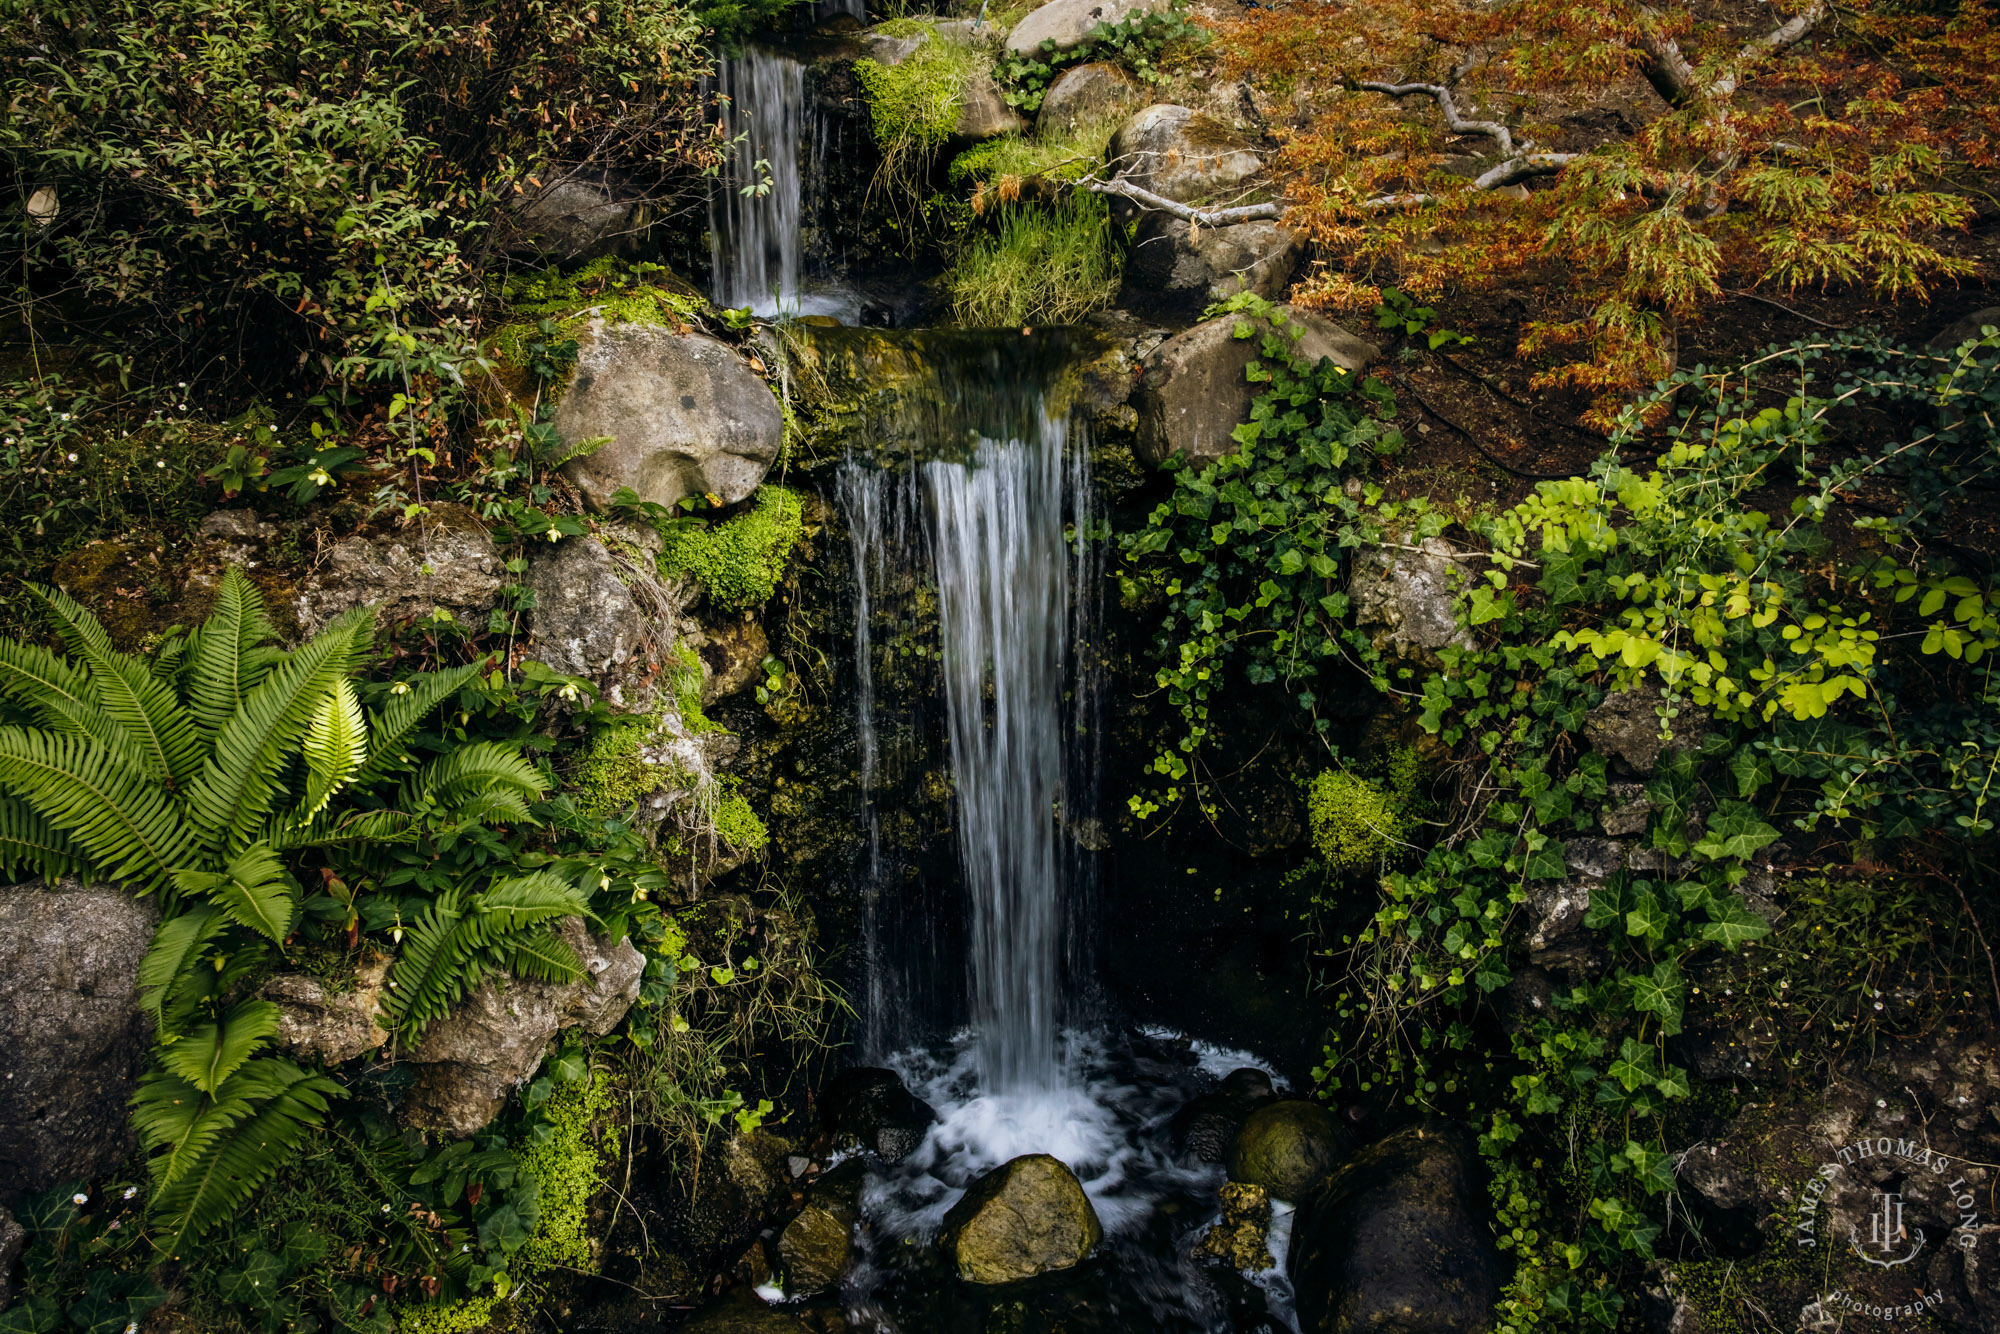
[1226,1099,1351,1203]
[940,1153,1102,1284]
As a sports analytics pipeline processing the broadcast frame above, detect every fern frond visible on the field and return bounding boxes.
[183,607,370,855]
[171,840,296,942]
[0,794,83,881]
[500,926,584,985]
[137,905,229,1035]
[350,663,485,788]
[139,1057,341,1255]
[158,999,282,1095]
[411,741,547,826]
[478,871,590,933]
[269,807,419,851]
[382,889,489,1039]
[29,582,204,785]
[299,678,366,820]
[132,1070,256,1196]
[0,727,197,889]
[0,637,103,736]
[186,568,280,736]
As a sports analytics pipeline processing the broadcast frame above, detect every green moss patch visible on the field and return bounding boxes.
[1307,768,1403,871]
[656,486,806,611]
[854,25,981,155]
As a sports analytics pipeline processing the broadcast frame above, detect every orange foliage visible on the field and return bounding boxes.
[1222,0,1996,425]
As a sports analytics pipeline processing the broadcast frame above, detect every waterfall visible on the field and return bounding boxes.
[709,48,805,316]
[926,420,1074,1092]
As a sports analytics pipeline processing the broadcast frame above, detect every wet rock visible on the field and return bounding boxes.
[1121,214,1302,322]
[511,172,656,264]
[699,616,771,705]
[822,1066,938,1162]
[556,320,783,515]
[0,1203,22,1310]
[293,504,504,639]
[777,1160,865,1294]
[678,1292,815,1333]
[1201,1180,1274,1271]
[1582,686,1707,776]
[1601,781,1653,837]
[1289,1121,1503,1334]
[1134,306,1377,468]
[1007,0,1172,54]
[689,1129,798,1249]
[860,30,926,65]
[1931,306,2000,350]
[1107,104,1262,219]
[399,918,643,1134]
[260,953,390,1067]
[1349,537,1473,660]
[941,1153,1103,1284]
[1227,1099,1351,1203]
[527,527,680,710]
[0,878,156,1206]
[1038,62,1137,133]
[956,71,1027,140]
[1173,1067,1278,1163]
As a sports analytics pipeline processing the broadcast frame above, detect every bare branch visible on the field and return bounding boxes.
[1356,81,1516,157]
[1637,4,1827,107]
[1083,177,1283,227]
[1360,152,1577,211]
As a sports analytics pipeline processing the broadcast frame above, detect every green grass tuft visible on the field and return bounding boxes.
[946,190,1122,327]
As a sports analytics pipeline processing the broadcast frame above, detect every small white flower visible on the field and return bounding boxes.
[125,1324,139,1334]
[382,1203,392,1213]
[59,413,70,421]
[72,1192,88,1204]
[177,382,187,388]
[122,1186,137,1200]
[155,460,165,469]
[390,681,411,696]
[66,452,77,463]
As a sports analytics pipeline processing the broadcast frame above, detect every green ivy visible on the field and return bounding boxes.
[993,3,1206,113]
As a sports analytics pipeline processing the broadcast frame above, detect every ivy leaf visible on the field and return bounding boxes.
[1692,800,1780,862]
[1624,889,1669,941]
[1606,1039,1657,1091]
[1524,839,1567,880]
[1623,1140,1678,1194]
[1583,877,1626,930]
[1701,897,1774,950]
[478,1203,532,1256]
[1627,960,1685,1034]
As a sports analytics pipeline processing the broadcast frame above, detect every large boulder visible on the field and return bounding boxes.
[527,526,682,711]
[1133,307,1378,467]
[1227,1099,1351,1203]
[1349,537,1473,660]
[1121,213,1302,322]
[1107,104,1263,219]
[940,1154,1102,1284]
[1038,62,1138,134]
[0,879,156,1206]
[821,1066,938,1162]
[1289,1122,1503,1334]
[0,1203,22,1310]
[956,71,1028,140]
[556,321,783,515]
[1007,0,1171,54]
[293,504,505,639]
[399,918,644,1134]
[511,173,655,264]
[261,953,391,1067]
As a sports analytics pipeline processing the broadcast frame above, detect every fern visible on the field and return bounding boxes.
[348,662,485,789]
[158,999,283,1094]
[28,582,205,786]
[0,794,82,881]
[171,840,297,942]
[137,906,230,1034]
[185,568,282,735]
[299,678,366,819]
[411,741,547,824]
[383,875,589,1040]
[0,729,197,889]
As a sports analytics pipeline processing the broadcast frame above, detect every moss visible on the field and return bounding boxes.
[486,256,708,393]
[570,713,670,820]
[1307,768,1403,871]
[711,780,769,853]
[668,644,714,733]
[656,486,806,611]
[854,25,980,155]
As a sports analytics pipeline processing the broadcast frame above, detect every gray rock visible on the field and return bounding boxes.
[1583,687,1707,775]
[1564,837,1625,881]
[1349,537,1472,660]
[261,953,390,1067]
[527,530,682,711]
[1289,1121,1503,1334]
[1038,61,1137,133]
[1228,1099,1352,1202]
[512,173,655,264]
[942,1153,1102,1284]
[1007,0,1171,54]
[1525,879,1592,956]
[400,918,643,1134]
[1930,306,2000,351]
[697,616,771,705]
[822,1067,937,1162]
[1122,214,1303,321]
[0,879,156,1207]
[956,71,1027,140]
[859,30,926,66]
[0,1203,24,1311]
[293,504,504,639]
[1107,104,1263,219]
[1133,305,1377,467]
[1601,781,1652,836]
[557,320,783,515]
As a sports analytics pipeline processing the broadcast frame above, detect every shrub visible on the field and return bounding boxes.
[1306,769,1402,870]
[946,191,1122,327]
[993,3,1205,113]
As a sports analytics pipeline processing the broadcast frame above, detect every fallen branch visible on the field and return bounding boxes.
[1360,152,1577,210]
[1637,3,1827,107]
[1083,176,1283,227]
[1355,80,1518,157]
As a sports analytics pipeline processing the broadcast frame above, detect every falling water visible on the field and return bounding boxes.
[709,49,805,315]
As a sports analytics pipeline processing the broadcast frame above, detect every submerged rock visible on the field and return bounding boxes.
[1201,1180,1275,1271]
[1038,62,1137,133]
[261,953,390,1067]
[1121,213,1302,322]
[399,918,643,1134]
[1173,1066,1278,1163]
[0,878,156,1205]
[1227,1099,1351,1203]
[1289,1121,1503,1334]
[1134,307,1377,467]
[1007,0,1172,54]
[822,1066,939,1162]
[678,1292,815,1333]
[1107,104,1263,219]
[556,320,783,515]
[940,1153,1102,1284]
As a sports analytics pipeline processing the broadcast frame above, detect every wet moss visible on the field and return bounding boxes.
[656,486,806,612]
